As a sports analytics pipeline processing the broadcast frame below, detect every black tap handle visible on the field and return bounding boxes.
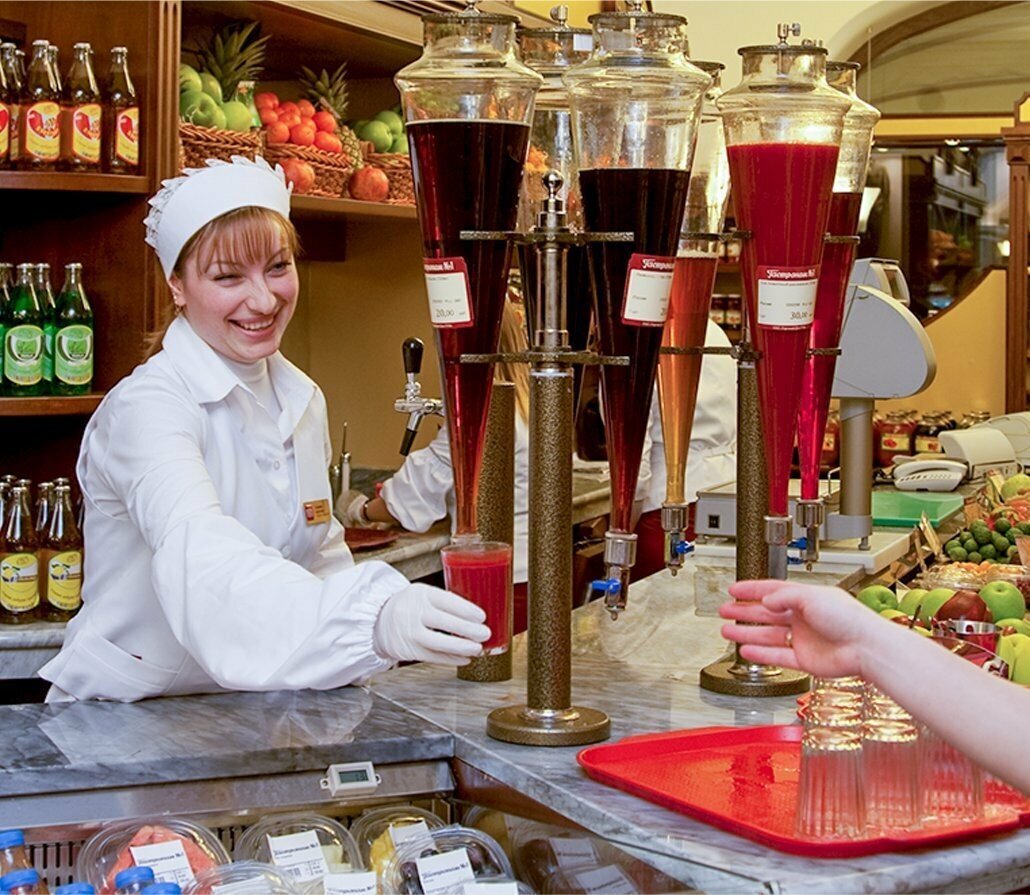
[400,424,419,457]
[402,337,424,376]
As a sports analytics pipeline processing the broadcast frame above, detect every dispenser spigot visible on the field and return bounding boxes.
[794,499,824,569]
[599,531,637,619]
[764,515,792,581]
[776,22,802,44]
[550,4,569,27]
[661,503,693,575]
[394,337,443,455]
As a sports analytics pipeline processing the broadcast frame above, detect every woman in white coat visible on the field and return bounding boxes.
[40,158,489,702]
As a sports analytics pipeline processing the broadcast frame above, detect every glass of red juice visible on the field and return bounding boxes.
[441,541,513,656]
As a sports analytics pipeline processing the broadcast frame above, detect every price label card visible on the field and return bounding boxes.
[416,849,475,895]
[266,830,330,882]
[424,257,474,328]
[573,33,593,52]
[572,865,636,894]
[548,837,598,868]
[389,820,432,848]
[621,254,674,326]
[129,840,196,888]
[756,265,818,329]
[463,882,519,895]
[324,871,378,895]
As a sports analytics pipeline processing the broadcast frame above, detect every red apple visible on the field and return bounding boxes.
[935,590,993,623]
[348,166,390,202]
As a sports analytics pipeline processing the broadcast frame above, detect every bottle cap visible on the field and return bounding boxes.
[0,869,41,890]
[56,885,96,895]
[141,885,181,895]
[0,830,24,849]
[113,867,156,890]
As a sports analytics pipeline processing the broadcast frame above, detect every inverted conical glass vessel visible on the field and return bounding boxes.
[718,41,849,517]
[658,60,730,508]
[796,60,880,500]
[565,6,709,533]
[396,4,542,538]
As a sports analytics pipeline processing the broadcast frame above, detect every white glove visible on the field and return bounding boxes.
[338,490,373,528]
[373,583,491,666]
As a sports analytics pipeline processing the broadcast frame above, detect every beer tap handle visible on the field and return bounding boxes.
[400,412,421,457]
[402,337,424,378]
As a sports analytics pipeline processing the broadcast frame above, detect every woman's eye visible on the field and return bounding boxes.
[214,274,239,282]
[271,260,292,272]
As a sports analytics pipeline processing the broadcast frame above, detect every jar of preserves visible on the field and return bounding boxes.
[821,409,840,471]
[875,410,914,468]
[914,413,945,454]
[709,293,726,325]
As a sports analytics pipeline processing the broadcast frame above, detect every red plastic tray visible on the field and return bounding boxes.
[344,528,399,551]
[578,724,1025,857]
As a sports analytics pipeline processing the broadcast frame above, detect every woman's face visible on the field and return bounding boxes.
[170,235,299,364]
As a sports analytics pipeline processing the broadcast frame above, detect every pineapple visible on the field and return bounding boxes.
[195,21,269,99]
[299,64,364,168]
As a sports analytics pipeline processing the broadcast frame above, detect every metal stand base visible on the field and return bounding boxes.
[699,658,810,697]
[487,704,610,746]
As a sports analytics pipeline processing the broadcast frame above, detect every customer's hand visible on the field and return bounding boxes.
[719,580,876,679]
[373,583,490,666]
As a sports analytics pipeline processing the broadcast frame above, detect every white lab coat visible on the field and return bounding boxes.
[381,415,530,583]
[641,320,738,512]
[40,317,409,703]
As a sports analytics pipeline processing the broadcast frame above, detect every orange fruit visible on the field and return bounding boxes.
[289,122,316,146]
[278,101,298,117]
[266,122,290,144]
[259,108,279,126]
[312,111,337,134]
[255,92,280,111]
[313,131,342,153]
[297,99,317,118]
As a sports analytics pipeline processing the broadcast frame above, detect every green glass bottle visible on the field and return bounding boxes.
[0,262,12,383]
[34,262,56,387]
[53,262,93,395]
[4,263,45,396]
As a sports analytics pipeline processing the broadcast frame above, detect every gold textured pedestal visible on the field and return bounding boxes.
[699,650,810,697]
[487,704,610,746]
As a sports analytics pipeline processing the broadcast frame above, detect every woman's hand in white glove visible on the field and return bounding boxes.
[373,583,491,666]
[338,490,373,528]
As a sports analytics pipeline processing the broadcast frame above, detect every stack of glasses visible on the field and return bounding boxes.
[797,677,984,839]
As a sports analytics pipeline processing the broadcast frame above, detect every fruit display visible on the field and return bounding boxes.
[945,518,1028,566]
[349,106,407,156]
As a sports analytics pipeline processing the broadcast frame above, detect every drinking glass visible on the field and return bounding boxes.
[796,727,865,839]
[441,540,513,656]
[862,719,921,832]
[919,725,984,823]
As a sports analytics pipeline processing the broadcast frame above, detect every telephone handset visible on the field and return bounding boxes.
[891,457,967,492]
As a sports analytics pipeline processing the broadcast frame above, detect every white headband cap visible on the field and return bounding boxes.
[144,155,292,279]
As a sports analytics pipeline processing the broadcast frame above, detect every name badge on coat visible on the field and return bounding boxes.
[304,499,331,525]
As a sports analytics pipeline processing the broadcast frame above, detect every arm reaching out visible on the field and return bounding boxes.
[720,580,1030,795]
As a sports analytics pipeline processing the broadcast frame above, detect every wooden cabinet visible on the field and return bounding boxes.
[1003,94,1030,413]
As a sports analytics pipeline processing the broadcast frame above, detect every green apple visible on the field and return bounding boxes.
[979,581,1026,624]
[181,90,220,127]
[1009,635,1030,685]
[880,609,908,620]
[918,587,955,625]
[898,588,927,618]
[199,71,224,103]
[911,624,933,637]
[179,63,202,94]
[1001,473,1030,501]
[220,100,253,132]
[997,617,1030,637]
[856,585,898,612]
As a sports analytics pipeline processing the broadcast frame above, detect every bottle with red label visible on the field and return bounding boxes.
[0,44,11,169]
[61,43,101,171]
[0,44,21,165]
[104,47,139,173]
[20,40,61,170]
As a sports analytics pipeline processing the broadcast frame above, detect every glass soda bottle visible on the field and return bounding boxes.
[34,263,56,388]
[1,43,23,164]
[0,44,11,169]
[53,263,93,394]
[34,481,52,534]
[20,40,61,170]
[61,43,101,170]
[47,44,62,94]
[41,483,83,622]
[0,262,11,382]
[4,263,45,396]
[105,47,138,173]
[0,484,41,624]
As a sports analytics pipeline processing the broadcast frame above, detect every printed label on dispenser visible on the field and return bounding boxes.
[424,257,474,328]
[621,253,674,326]
[756,265,818,329]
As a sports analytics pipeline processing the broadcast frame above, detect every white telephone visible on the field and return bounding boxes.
[892,457,967,492]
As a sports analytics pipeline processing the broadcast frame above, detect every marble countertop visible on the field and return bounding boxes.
[372,555,1030,895]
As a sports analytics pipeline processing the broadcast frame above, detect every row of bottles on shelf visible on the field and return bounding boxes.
[0,261,94,397]
[0,40,138,172]
[874,409,990,468]
[0,474,83,625]
[708,293,742,330]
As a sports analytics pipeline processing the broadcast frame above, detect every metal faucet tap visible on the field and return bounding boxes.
[394,337,443,455]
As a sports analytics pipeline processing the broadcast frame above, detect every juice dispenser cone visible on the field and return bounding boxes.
[795,60,880,564]
[717,27,849,578]
[565,1,710,615]
[395,0,542,542]
[658,60,731,574]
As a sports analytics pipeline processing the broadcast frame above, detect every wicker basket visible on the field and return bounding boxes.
[365,152,414,205]
[179,122,262,171]
[263,143,355,198]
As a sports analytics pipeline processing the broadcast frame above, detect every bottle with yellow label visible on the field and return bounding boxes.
[60,43,100,171]
[41,483,82,622]
[104,47,138,173]
[0,485,40,624]
[20,40,60,170]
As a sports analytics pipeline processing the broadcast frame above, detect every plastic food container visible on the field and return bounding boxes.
[235,813,362,882]
[540,865,640,895]
[459,808,513,863]
[918,565,986,592]
[507,821,608,891]
[76,818,230,894]
[350,806,445,880]
[381,826,513,895]
[185,862,298,894]
[439,877,533,895]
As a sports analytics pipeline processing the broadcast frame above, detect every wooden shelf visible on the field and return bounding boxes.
[0,393,105,417]
[0,172,150,194]
[291,195,417,222]
[717,261,740,273]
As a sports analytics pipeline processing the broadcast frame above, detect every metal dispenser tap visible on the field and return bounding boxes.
[393,337,443,456]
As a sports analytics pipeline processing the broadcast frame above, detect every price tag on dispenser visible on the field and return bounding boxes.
[621,254,674,326]
[424,257,474,328]
[756,265,818,329]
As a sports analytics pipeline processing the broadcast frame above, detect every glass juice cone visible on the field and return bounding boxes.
[796,61,880,500]
[396,8,542,537]
[658,61,730,507]
[718,42,849,517]
[566,9,710,533]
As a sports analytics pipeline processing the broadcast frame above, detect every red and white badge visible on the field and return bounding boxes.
[756,264,819,329]
[423,257,474,328]
[621,253,675,326]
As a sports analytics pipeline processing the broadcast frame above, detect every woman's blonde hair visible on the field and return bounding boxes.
[144,206,300,359]
[495,292,530,423]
